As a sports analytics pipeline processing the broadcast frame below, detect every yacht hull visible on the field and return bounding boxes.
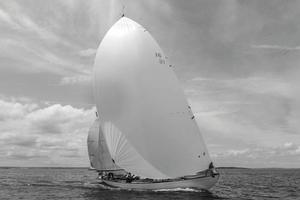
[99,174,219,191]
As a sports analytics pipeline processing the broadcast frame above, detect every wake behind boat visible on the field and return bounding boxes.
[88,16,219,190]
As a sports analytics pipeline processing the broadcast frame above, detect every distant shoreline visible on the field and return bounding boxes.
[0,166,299,169]
[217,167,300,170]
[0,166,88,169]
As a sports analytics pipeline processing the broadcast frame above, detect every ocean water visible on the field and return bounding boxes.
[0,168,299,200]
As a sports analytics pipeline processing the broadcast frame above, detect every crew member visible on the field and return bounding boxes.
[126,172,133,183]
[208,162,217,177]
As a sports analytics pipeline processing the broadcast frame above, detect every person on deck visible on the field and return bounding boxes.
[209,162,214,170]
[126,172,133,183]
[208,162,217,177]
[100,171,107,180]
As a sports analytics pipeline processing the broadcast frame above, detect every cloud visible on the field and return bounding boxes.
[225,149,250,157]
[187,76,296,133]
[0,96,96,167]
[0,1,73,46]
[0,99,38,120]
[60,75,92,85]
[183,74,300,168]
[0,37,87,75]
[3,135,38,147]
[7,151,46,160]
[0,1,93,77]
[219,143,300,158]
[0,7,16,27]
[251,44,300,51]
[78,48,97,57]
[60,150,81,158]
[26,104,95,135]
[210,143,300,168]
[189,76,294,98]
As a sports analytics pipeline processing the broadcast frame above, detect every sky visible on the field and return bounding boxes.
[0,0,299,168]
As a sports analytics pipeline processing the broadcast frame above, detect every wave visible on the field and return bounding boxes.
[154,188,204,192]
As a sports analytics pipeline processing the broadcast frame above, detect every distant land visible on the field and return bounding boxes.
[216,167,300,170]
[1,166,299,169]
[0,166,88,169]
[216,167,249,169]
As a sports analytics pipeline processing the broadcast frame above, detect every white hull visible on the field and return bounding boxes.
[99,175,219,191]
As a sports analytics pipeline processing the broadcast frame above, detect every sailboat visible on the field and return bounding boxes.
[88,16,219,190]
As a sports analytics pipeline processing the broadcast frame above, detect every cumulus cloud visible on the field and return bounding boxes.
[0,99,38,120]
[0,96,96,167]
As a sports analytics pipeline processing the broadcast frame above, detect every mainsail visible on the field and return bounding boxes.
[87,118,120,171]
[94,17,212,178]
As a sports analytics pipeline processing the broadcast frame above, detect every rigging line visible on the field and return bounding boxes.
[122,5,125,17]
[118,0,125,17]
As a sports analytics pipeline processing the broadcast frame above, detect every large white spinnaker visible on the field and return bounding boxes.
[94,17,212,178]
[87,118,120,171]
